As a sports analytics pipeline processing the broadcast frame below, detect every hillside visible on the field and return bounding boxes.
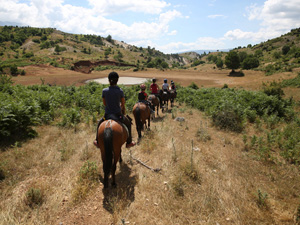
[1,26,300,77]
[0,26,199,74]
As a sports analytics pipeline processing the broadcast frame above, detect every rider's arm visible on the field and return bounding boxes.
[121,97,126,114]
[102,98,106,106]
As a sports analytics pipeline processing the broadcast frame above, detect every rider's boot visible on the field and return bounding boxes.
[94,117,104,148]
[123,116,136,148]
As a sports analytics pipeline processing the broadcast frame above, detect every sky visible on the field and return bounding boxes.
[0,0,300,54]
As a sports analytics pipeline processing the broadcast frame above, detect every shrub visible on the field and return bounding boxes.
[187,82,199,90]
[282,45,290,55]
[79,161,98,182]
[59,107,81,128]
[212,104,244,132]
[280,123,300,165]
[281,73,300,88]
[25,188,44,208]
[262,81,284,99]
[242,55,259,69]
[256,189,268,208]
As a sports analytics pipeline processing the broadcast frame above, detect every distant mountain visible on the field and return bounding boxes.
[0,21,23,27]
[186,49,232,55]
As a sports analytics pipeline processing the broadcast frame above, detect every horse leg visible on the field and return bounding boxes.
[111,161,117,187]
[119,149,122,163]
[137,123,142,139]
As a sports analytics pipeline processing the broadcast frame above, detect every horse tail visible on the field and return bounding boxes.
[135,106,143,129]
[103,127,113,175]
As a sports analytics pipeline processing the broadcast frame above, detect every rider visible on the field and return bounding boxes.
[170,80,177,94]
[150,78,162,108]
[138,84,154,113]
[162,79,170,93]
[93,71,136,148]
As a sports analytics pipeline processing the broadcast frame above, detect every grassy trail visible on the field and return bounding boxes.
[0,103,300,225]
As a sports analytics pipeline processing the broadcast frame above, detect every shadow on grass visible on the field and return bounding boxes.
[101,161,137,214]
[228,71,245,77]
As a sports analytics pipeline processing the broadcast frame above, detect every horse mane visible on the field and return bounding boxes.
[103,127,113,175]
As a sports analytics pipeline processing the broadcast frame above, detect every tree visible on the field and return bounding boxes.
[282,45,290,55]
[238,51,248,63]
[106,35,114,44]
[225,51,240,73]
[242,55,259,69]
[55,45,60,54]
[216,58,223,69]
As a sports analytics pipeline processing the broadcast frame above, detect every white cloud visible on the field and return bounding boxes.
[151,37,225,54]
[0,0,182,45]
[208,14,226,19]
[87,0,170,15]
[168,30,177,35]
[226,0,300,42]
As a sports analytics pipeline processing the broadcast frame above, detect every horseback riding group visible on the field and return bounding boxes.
[93,72,177,188]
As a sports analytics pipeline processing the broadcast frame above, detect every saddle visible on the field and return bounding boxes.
[104,118,130,138]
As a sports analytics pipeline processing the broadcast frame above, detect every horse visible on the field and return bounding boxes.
[132,102,151,139]
[170,90,177,107]
[97,119,128,188]
[160,90,170,112]
[148,94,160,117]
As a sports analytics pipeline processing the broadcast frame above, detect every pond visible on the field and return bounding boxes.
[86,77,149,85]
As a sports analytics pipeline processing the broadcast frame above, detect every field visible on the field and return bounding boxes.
[1,66,300,225]
[11,64,298,90]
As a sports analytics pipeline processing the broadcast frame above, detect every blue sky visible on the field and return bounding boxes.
[0,0,300,53]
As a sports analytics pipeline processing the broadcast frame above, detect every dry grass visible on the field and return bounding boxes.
[1,103,299,224]
[2,64,300,224]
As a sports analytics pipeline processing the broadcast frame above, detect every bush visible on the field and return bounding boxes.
[242,55,259,69]
[187,82,199,90]
[212,103,244,132]
[262,81,284,99]
[282,45,290,55]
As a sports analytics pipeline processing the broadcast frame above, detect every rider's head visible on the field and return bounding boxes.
[152,78,156,83]
[171,80,174,84]
[108,71,119,85]
[164,79,167,83]
[140,84,146,90]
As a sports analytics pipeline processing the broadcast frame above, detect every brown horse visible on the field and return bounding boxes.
[170,90,177,107]
[148,94,160,117]
[133,102,151,139]
[160,90,170,112]
[97,119,128,188]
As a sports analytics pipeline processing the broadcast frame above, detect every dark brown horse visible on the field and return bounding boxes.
[97,119,128,188]
[148,94,160,117]
[160,90,170,112]
[133,102,151,139]
[170,90,177,107]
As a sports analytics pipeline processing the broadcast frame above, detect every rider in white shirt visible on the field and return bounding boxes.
[162,79,169,92]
